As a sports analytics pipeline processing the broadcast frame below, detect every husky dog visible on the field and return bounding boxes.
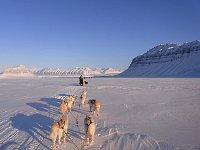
[60,99,68,113]
[49,114,69,150]
[88,99,101,116]
[84,115,96,146]
[80,89,87,106]
[60,95,77,113]
[69,95,77,106]
[67,95,77,111]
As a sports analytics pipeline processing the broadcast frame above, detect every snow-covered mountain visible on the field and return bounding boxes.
[119,40,200,77]
[1,65,122,77]
[34,67,122,77]
[1,65,34,77]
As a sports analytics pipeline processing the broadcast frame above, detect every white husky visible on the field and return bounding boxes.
[88,99,101,116]
[49,114,69,150]
[80,89,87,107]
[84,115,96,146]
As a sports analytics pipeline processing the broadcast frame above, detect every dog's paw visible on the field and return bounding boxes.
[89,141,95,146]
[61,139,66,144]
[52,145,56,150]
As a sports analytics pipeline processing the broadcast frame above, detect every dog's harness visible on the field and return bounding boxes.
[85,117,93,132]
[86,120,92,127]
[91,100,96,104]
[90,100,96,112]
[57,120,64,129]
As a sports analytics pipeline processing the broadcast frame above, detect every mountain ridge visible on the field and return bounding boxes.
[0,65,122,77]
[119,40,200,77]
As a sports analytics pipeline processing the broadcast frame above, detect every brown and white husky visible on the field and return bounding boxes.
[84,115,96,146]
[49,114,69,150]
[88,99,101,116]
[59,99,68,113]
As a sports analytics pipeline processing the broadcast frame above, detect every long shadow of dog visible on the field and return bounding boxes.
[0,141,17,150]
[40,97,61,108]
[27,97,61,116]
[10,113,53,149]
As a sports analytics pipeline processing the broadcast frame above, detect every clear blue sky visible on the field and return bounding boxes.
[0,0,200,69]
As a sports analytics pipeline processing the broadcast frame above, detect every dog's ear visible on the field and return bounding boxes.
[57,120,61,127]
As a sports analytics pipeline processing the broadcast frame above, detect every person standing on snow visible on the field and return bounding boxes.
[79,75,84,86]
[79,75,88,86]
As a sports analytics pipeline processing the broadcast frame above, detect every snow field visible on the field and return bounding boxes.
[0,77,200,150]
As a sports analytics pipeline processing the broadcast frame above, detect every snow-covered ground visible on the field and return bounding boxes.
[0,77,200,150]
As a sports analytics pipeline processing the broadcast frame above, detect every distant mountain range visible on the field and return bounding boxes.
[33,67,122,77]
[0,65,122,77]
[1,40,200,78]
[1,65,34,77]
[119,40,200,77]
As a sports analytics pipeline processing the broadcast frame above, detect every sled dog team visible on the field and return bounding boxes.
[49,88,101,150]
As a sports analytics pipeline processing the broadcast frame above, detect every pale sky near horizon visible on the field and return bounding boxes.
[0,0,200,69]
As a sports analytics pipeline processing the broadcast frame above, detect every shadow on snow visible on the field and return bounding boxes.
[10,113,53,149]
[0,141,17,150]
